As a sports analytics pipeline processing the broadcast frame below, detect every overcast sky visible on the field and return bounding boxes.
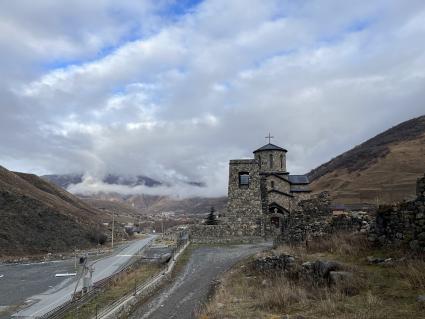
[1,0,424,197]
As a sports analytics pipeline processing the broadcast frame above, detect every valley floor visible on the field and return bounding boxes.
[200,234,425,319]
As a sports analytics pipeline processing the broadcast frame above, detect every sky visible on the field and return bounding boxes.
[1,0,425,197]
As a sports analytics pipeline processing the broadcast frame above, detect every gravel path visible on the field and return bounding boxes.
[131,243,270,319]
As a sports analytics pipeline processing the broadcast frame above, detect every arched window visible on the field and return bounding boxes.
[280,154,283,169]
[271,180,275,189]
[269,154,273,168]
[238,172,250,188]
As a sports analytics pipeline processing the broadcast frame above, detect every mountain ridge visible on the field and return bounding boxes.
[0,165,106,257]
[308,115,425,204]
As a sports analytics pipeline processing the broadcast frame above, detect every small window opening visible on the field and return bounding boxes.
[239,172,250,187]
[269,154,273,168]
[280,154,283,169]
[271,181,275,189]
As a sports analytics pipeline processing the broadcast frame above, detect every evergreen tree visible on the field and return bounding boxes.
[205,206,218,225]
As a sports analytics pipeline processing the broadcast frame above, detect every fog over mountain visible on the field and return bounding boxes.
[1,1,425,197]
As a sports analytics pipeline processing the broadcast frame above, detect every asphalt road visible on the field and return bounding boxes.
[4,235,156,319]
[131,243,270,319]
[0,259,75,318]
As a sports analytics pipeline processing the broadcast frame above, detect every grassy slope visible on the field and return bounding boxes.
[0,166,104,257]
[309,115,425,204]
[200,234,425,319]
[311,134,425,204]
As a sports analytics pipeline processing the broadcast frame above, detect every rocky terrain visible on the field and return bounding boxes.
[308,115,425,204]
[0,165,106,257]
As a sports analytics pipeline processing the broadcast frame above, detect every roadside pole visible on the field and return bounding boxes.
[111,211,115,249]
[161,212,164,239]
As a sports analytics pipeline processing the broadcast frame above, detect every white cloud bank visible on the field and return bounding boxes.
[1,0,425,197]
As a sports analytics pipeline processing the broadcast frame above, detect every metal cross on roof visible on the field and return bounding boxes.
[265,133,274,144]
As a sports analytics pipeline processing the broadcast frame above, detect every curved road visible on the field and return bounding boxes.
[131,243,270,319]
[9,235,156,318]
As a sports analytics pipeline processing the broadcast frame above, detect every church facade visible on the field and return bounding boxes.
[227,142,311,238]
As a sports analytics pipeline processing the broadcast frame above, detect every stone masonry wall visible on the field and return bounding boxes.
[275,192,370,244]
[368,174,425,251]
[226,159,263,236]
[189,224,263,243]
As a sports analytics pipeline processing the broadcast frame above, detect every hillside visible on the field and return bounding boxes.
[82,197,142,223]
[0,165,106,257]
[308,115,425,204]
[134,195,227,216]
[81,192,227,216]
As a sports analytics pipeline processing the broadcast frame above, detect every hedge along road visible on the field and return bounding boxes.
[131,242,271,319]
[7,235,156,319]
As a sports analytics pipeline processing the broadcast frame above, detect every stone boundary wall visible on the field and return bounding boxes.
[189,224,264,243]
[368,173,425,251]
[190,192,370,245]
[368,199,425,250]
[273,192,371,244]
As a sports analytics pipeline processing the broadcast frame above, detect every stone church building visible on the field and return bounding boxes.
[227,142,311,238]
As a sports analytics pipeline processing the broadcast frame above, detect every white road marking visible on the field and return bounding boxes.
[54,273,77,277]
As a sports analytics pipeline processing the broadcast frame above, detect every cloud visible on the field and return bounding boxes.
[1,0,425,197]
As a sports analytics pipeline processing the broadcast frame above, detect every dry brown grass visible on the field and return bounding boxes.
[305,232,370,257]
[257,277,309,312]
[63,263,161,319]
[199,233,425,319]
[395,259,425,290]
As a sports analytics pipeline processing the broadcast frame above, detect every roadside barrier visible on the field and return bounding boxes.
[95,239,190,319]
[37,234,188,319]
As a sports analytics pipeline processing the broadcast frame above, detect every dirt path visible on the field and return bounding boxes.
[131,243,270,319]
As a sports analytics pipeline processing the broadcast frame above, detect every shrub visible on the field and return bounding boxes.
[88,231,107,245]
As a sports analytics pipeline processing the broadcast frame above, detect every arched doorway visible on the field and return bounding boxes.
[267,203,289,235]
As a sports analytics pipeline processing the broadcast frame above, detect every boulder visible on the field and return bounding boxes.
[311,260,343,278]
[329,271,353,285]
[253,254,296,272]
[366,256,385,264]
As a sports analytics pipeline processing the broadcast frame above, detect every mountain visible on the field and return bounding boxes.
[125,194,227,216]
[0,165,106,257]
[308,115,425,204]
[43,173,162,189]
[79,192,227,216]
[83,197,142,223]
[43,173,222,216]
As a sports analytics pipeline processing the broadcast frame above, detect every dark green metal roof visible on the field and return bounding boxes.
[288,175,309,184]
[253,143,287,153]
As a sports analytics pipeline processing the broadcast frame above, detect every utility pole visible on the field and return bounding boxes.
[74,248,77,270]
[111,211,115,249]
[138,215,141,233]
[134,277,137,296]
[161,212,164,239]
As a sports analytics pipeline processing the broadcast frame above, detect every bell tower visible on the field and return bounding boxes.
[253,134,287,174]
